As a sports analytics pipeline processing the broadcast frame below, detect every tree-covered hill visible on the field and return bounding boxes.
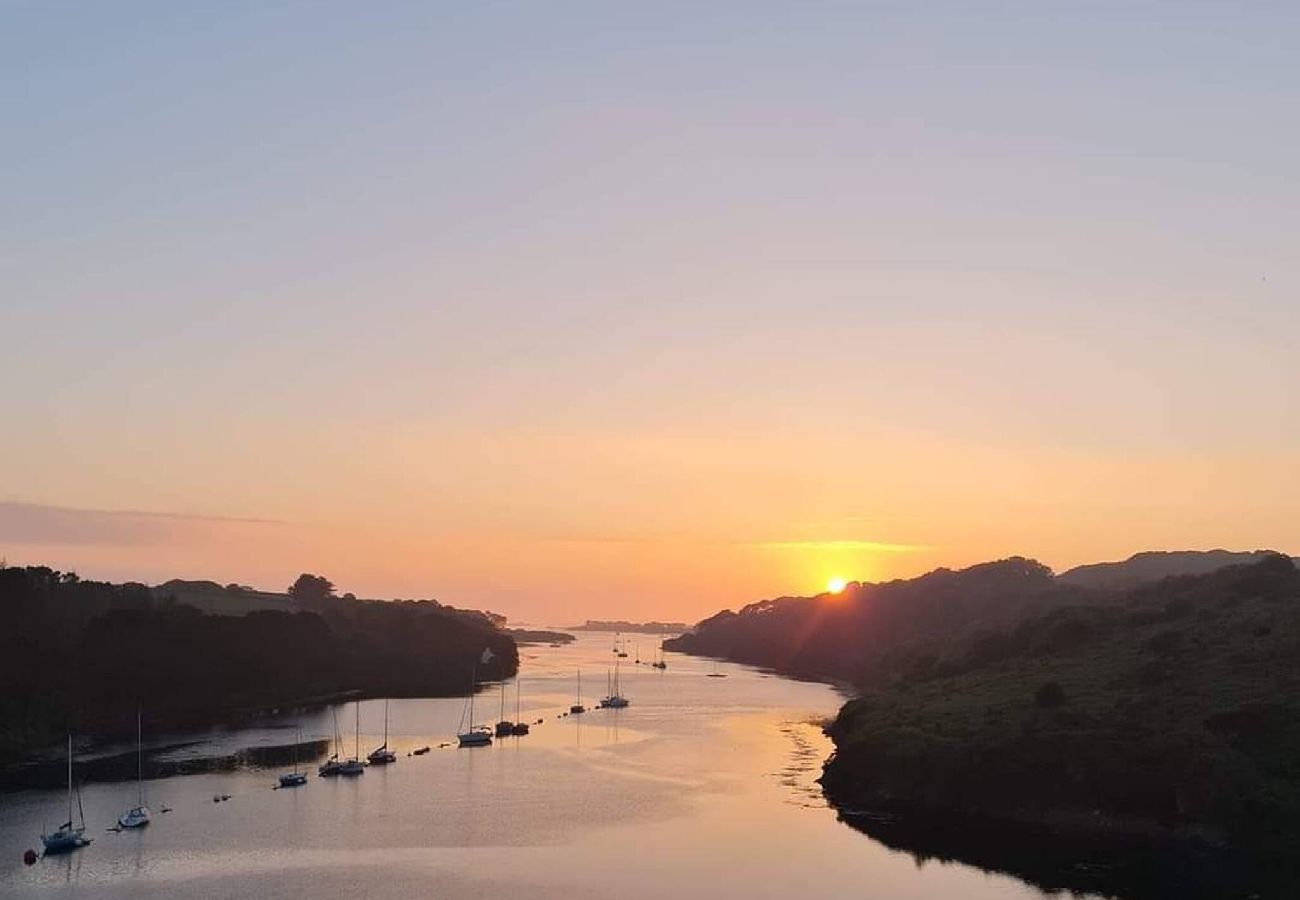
[0,566,516,766]
[823,555,1300,898]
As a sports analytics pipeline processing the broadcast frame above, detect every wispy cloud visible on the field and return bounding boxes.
[745,540,928,553]
[0,502,281,548]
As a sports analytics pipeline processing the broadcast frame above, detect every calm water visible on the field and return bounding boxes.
[2,633,1073,900]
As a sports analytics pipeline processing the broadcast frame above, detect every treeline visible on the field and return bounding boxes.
[0,566,516,766]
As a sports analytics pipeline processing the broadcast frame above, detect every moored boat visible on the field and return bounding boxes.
[42,736,92,855]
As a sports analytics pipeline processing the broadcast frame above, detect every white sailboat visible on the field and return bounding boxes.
[601,662,630,708]
[494,680,513,737]
[510,679,530,736]
[41,735,91,854]
[338,704,366,775]
[367,699,397,765]
[569,668,586,715]
[318,708,344,776]
[279,725,308,787]
[458,648,494,747]
[117,708,151,828]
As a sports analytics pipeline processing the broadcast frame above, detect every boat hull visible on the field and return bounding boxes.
[42,829,90,854]
[117,807,151,829]
[457,730,492,747]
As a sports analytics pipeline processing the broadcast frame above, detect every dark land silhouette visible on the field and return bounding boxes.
[668,551,1300,898]
[568,619,687,634]
[0,566,517,769]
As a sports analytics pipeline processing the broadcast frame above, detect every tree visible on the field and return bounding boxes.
[288,574,335,608]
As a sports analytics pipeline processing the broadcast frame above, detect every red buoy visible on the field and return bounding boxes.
[23,848,38,865]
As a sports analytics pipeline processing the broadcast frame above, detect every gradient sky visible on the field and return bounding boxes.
[3,2,1297,623]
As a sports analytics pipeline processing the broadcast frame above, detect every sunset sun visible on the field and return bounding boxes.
[827,577,847,594]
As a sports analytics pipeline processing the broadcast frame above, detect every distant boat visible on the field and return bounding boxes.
[318,708,345,776]
[42,735,91,854]
[494,680,514,737]
[412,746,431,756]
[279,725,309,787]
[117,707,151,828]
[511,679,530,736]
[601,662,630,708]
[367,699,397,765]
[458,648,494,747]
[652,642,667,670]
[707,659,727,678]
[569,668,586,714]
[338,704,366,775]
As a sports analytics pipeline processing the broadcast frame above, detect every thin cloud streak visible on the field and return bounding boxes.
[747,540,929,553]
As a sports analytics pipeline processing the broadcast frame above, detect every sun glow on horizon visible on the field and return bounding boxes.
[826,577,847,594]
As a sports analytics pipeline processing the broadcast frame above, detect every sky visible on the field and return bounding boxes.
[2,2,1297,623]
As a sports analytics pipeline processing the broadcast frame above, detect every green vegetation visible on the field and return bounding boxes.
[0,565,517,768]
[823,556,1300,896]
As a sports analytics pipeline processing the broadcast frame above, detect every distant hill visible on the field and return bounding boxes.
[153,579,297,615]
[569,620,688,634]
[823,554,1300,898]
[666,557,1089,685]
[1057,550,1297,591]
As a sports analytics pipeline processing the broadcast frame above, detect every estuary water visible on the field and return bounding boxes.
[2,633,1071,900]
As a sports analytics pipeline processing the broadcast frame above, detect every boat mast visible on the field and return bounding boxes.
[136,706,143,805]
[67,733,73,827]
[354,703,360,761]
[515,679,521,723]
[383,700,389,749]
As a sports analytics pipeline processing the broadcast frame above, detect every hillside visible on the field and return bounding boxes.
[665,558,1091,685]
[822,556,1300,898]
[1057,549,1295,591]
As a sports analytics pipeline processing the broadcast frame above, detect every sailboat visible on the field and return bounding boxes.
[569,668,586,715]
[652,642,667,670]
[117,708,151,828]
[494,680,514,737]
[279,725,309,787]
[707,658,727,678]
[601,662,630,708]
[318,708,344,776]
[367,699,397,765]
[510,679,530,735]
[458,649,493,747]
[338,704,366,775]
[41,735,91,854]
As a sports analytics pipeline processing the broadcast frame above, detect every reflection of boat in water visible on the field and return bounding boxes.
[117,708,151,828]
[600,662,630,708]
[279,723,309,785]
[458,648,494,747]
[569,668,586,714]
[367,699,397,765]
[42,735,92,854]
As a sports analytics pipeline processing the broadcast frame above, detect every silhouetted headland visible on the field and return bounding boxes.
[0,567,517,769]
[568,620,687,634]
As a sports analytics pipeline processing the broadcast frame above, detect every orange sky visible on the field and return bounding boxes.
[3,5,1297,624]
